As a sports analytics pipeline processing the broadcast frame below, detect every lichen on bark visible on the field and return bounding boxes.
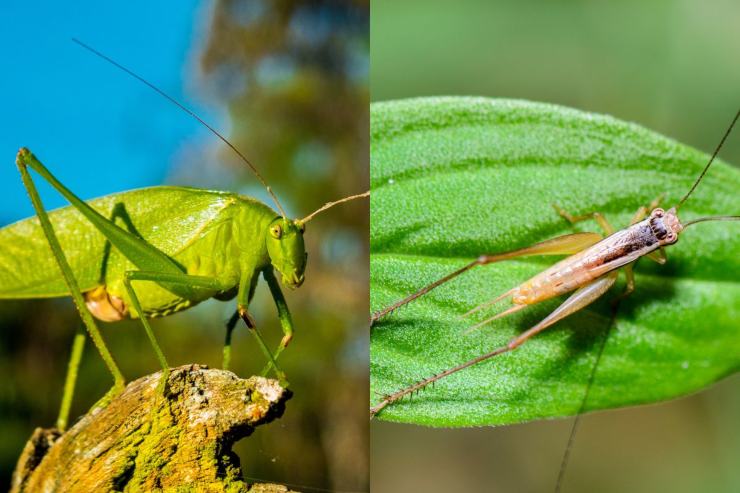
[11,364,296,492]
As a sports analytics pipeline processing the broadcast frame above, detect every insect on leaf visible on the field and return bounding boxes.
[370,97,740,427]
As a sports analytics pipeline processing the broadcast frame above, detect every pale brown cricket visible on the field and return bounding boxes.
[370,109,740,418]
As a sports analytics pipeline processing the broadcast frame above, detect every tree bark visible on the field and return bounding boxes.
[11,364,296,492]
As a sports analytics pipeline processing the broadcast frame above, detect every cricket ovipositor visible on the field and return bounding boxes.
[370,107,739,418]
[0,40,368,431]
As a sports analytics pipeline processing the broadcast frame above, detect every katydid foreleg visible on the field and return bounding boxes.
[231,263,287,381]
[261,268,295,375]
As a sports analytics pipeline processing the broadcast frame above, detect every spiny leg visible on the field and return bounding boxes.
[16,150,125,394]
[371,232,603,325]
[260,268,295,376]
[371,273,618,418]
[56,326,86,431]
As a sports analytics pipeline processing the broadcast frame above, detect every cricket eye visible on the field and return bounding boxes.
[653,208,665,217]
[665,231,677,243]
[270,224,282,239]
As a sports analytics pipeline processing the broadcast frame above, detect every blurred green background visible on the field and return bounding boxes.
[371,0,739,492]
[0,1,368,491]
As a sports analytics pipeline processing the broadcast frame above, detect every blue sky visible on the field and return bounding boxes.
[0,1,220,225]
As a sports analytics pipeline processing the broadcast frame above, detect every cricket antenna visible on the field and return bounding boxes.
[297,191,369,225]
[678,108,740,209]
[72,38,288,218]
[682,215,740,228]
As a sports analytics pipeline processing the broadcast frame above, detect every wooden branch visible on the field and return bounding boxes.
[11,364,296,492]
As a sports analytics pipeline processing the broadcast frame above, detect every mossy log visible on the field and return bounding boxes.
[11,364,296,492]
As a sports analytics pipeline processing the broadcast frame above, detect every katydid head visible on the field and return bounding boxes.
[266,218,307,289]
[265,191,369,288]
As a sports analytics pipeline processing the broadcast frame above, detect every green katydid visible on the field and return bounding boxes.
[1,42,368,431]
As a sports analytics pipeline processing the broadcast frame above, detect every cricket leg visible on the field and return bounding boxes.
[371,232,603,325]
[646,248,667,264]
[56,326,85,431]
[16,151,126,396]
[371,273,618,417]
[553,204,615,235]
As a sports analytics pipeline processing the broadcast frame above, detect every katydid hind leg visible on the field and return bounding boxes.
[17,149,187,292]
[371,273,618,417]
[371,231,603,325]
[16,150,126,393]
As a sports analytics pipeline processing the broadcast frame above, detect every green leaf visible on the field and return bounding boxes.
[370,97,740,427]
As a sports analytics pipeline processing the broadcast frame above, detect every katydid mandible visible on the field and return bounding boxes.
[0,42,368,431]
[370,108,739,417]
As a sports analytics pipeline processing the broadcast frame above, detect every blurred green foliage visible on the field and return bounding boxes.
[0,1,368,491]
[371,0,739,491]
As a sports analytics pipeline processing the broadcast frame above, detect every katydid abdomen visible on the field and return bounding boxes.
[0,185,277,318]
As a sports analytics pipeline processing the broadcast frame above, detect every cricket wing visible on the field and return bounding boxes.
[0,186,253,298]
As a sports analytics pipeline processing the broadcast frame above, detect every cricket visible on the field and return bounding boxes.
[369,108,739,418]
[0,41,368,432]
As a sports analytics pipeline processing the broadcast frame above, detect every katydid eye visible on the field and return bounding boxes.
[270,224,282,239]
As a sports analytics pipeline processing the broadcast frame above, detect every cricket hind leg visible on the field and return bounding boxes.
[371,273,618,417]
[371,232,603,325]
[16,150,126,402]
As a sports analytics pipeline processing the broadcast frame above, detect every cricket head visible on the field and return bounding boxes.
[266,218,307,288]
[649,207,683,245]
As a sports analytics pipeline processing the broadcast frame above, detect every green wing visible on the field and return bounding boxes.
[0,186,261,298]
